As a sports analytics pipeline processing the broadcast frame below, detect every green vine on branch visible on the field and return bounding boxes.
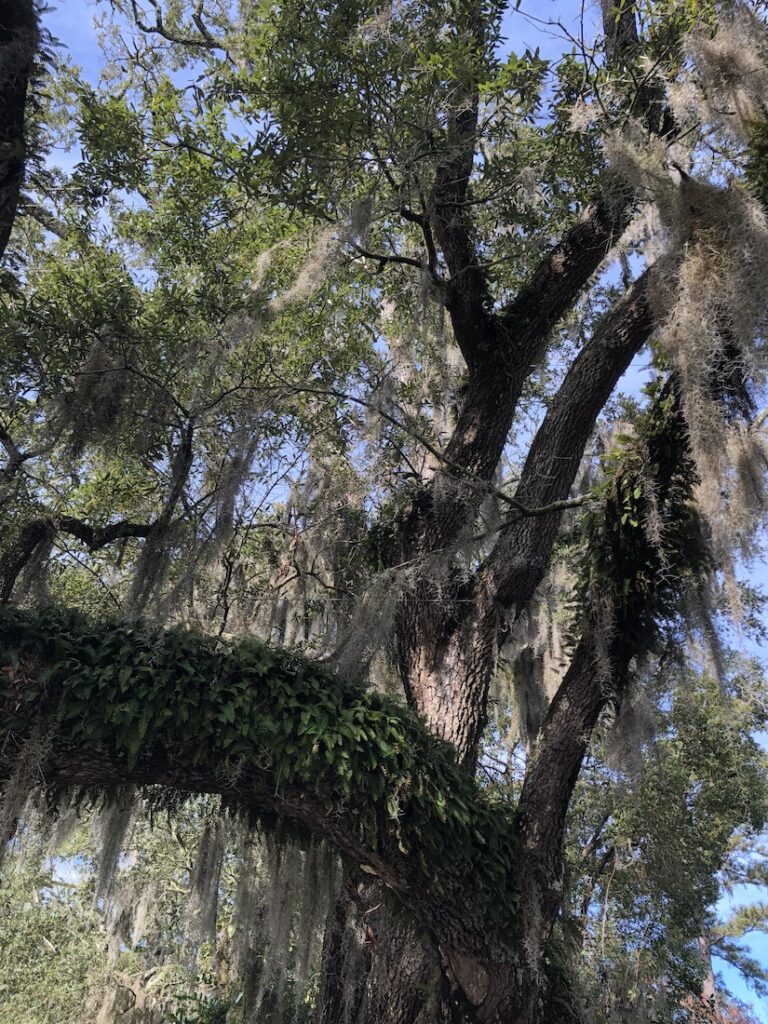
[0,604,520,943]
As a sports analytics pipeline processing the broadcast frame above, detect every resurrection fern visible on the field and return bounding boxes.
[0,604,520,940]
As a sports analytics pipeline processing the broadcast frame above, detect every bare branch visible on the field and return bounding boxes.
[0,424,33,481]
[0,512,156,604]
[57,515,156,551]
[351,243,427,274]
[18,196,68,238]
[129,0,226,52]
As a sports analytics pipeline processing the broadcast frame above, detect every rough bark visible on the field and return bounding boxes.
[0,607,589,1023]
[0,610,518,999]
[351,3,676,1002]
[514,637,615,954]
[389,0,674,775]
[395,256,670,769]
[487,256,677,611]
[357,904,445,1024]
[317,872,372,1024]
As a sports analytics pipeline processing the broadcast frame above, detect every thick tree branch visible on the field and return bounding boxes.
[427,4,497,372]
[0,515,156,602]
[396,0,673,563]
[486,257,676,610]
[602,0,674,137]
[514,374,702,951]
[602,0,641,57]
[0,605,519,969]
[499,184,634,357]
[57,515,156,550]
[515,633,616,949]
[388,234,658,763]
[393,258,672,769]
[491,0,671,380]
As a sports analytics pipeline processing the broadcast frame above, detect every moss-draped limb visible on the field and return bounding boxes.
[0,604,520,962]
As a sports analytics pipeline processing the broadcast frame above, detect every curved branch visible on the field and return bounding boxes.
[497,0,672,370]
[486,257,676,610]
[515,633,614,948]
[427,3,496,372]
[514,371,702,952]
[499,184,634,356]
[129,0,226,53]
[56,515,156,550]
[0,604,519,965]
[393,1,675,565]
[351,243,432,276]
[0,514,156,603]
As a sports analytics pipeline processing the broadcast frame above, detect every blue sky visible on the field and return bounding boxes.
[39,0,768,1018]
[47,0,100,76]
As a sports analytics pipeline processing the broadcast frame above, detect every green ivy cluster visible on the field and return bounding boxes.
[0,605,519,943]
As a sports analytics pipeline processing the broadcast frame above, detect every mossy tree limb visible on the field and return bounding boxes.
[0,605,520,970]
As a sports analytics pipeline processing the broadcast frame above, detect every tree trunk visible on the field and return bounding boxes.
[318,872,371,1024]
[0,0,38,260]
[356,906,445,1024]
[318,874,453,1024]
[398,590,498,770]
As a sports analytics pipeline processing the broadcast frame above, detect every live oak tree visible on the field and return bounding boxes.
[2,0,768,1021]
